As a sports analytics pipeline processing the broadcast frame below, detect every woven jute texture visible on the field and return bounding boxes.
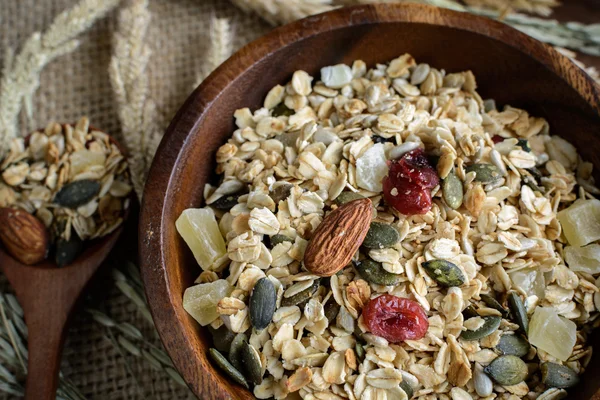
[0,0,269,398]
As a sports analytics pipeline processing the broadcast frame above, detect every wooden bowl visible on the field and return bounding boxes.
[140,3,600,399]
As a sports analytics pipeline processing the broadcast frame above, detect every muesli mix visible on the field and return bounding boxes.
[177,54,600,400]
[0,117,131,266]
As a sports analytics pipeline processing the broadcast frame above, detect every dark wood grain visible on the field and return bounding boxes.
[139,3,600,400]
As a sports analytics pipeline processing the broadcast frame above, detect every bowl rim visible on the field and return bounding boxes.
[139,3,600,398]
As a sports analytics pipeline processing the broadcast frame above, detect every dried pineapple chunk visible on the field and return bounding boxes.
[176,208,226,271]
[557,199,600,247]
[565,244,600,274]
[529,306,576,361]
[183,279,232,326]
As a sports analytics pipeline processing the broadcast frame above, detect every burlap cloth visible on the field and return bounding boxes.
[0,0,269,398]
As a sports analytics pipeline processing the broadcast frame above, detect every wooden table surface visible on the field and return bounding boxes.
[552,0,599,71]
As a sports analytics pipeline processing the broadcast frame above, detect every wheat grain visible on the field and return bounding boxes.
[0,0,120,159]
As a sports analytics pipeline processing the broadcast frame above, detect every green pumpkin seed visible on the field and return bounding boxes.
[480,293,508,317]
[324,300,341,324]
[496,334,530,357]
[421,259,466,287]
[270,234,293,247]
[541,362,580,388]
[517,139,531,152]
[211,193,244,210]
[208,325,236,353]
[209,348,248,389]
[335,191,365,205]
[485,355,528,386]
[355,343,365,362]
[399,380,414,399]
[362,222,400,249]
[54,179,100,208]
[508,292,529,335]
[249,278,276,330]
[241,342,263,385]
[228,333,247,373]
[354,259,402,286]
[270,183,293,203]
[462,305,479,319]
[281,280,319,307]
[465,164,502,183]
[55,233,83,267]
[442,170,463,210]
[272,103,294,117]
[526,167,543,182]
[461,316,501,341]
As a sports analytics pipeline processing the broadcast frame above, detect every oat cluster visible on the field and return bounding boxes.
[184,54,600,400]
[0,117,131,244]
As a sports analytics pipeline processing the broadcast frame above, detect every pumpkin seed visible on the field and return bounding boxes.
[54,179,100,208]
[55,233,83,267]
[355,343,365,362]
[228,333,247,373]
[496,334,530,357]
[442,170,463,209]
[541,362,580,388]
[465,164,501,183]
[421,259,466,287]
[473,363,493,397]
[270,234,293,247]
[462,305,479,319]
[508,291,529,335]
[485,355,528,386]
[272,103,294,117]
[324,299,341,324]
[241,342,263,385]
[212,193,244,210]
[354,259,402,286]
[480,293,508,317]
[270,183,293,203]
[281,280,319,307]
[362,222,400,249]
[208,325,236,353]
[335,191,365,205]
[399,380,414,399]
[517,139,531,152]
[209,348,248,389]
[461,316,501,341]
[249,278,277,330]
[526,167,543,182]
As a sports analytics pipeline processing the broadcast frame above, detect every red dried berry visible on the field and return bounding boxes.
[383,149,439,215]
[363,294,429,343]
[491,135,504,144]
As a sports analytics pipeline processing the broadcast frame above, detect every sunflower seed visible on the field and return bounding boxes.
[421,259,466,287]
[461,316,501,340]
[209,348,248,389]
[354,259,402,286]
[249,278,277,330]
[541,362,580,388]
[473,363,493,397]
[362,222,400,249]
[485,355,528,386]
[442,170,463,209]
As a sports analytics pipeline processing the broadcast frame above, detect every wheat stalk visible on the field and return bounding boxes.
[230,0,336,26]
[109,0,162,200]
[0,0,121,159]
[194,17,235,88]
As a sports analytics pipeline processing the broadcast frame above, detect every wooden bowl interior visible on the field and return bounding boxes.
[142,6,600,399]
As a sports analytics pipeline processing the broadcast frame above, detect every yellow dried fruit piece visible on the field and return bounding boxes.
[176,208,226,271]
[183,279,233,326]
[557,199,600,247]
[564,244,600,274]
[529,307,576,361]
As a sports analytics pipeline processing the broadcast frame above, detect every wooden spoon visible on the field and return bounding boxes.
[0,229,124,400]
[0,126,130,400]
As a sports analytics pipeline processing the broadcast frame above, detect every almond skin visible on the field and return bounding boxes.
[304,198,372,277]
[0,208,49,265]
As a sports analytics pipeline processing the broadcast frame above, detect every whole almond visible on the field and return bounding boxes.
[304,198,372,277]
[0,208,49,265]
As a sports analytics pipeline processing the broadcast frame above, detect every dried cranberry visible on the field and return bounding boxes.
[363,294,429,343]
[383,149,439,215]
[491,135,504,144]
